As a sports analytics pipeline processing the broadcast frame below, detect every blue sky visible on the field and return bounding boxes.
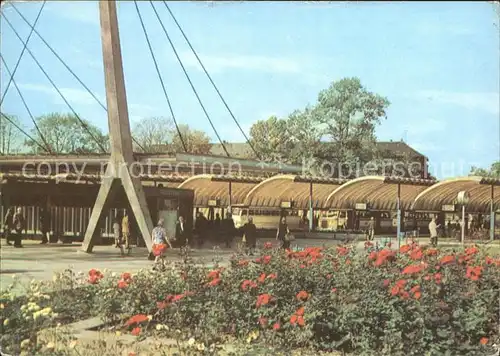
[1,1,499,178]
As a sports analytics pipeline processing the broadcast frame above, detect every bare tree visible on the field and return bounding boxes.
[0,114,24,154]
[132,116,174,153]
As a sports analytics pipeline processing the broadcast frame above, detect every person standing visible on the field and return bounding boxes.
[151,219,171,268]
[276,216,290,250]
[367,217,375,241]
[12,207,25,248]
[429,216,440,247]
[175,216,187,248]
[195,213,208,248]
[3,207,14,246]
[241,216,257,255]
[222,210,236,248]
[39,208,51,245]
[113,213,122,248]
[121,210,131,252]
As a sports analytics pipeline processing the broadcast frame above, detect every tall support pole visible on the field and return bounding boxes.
[82,0,154,253]
[461,204,465,245]
[490,185,495,241]
[228,181,232,212]
[308,182,313,232]
[396,183,402,249]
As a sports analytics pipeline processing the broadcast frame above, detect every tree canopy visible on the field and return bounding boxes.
[249,77,391,177]
[470,162,500,178]
[26,113,109,154]
[131,117,212,155]
[0,114,23,154]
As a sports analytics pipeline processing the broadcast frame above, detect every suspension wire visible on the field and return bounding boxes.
[1,55,53,154]
[7,2,146,153]
[2,14,108,154]
[133,1,188,154]
[0,112,47,153]
[151,1,230,157]
[0,1,46,108]
[162,1,258,159]
[8,1,106,110]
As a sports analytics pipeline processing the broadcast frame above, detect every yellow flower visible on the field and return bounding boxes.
[0,303,4,309]
[115,331,122,337]
[3,318,9,326]
[46,342,55,350]
[69,340,78,349]
[246,330,259,344]
[197,343,206,351]
[188,337,195,346]
[147,315,153,321]
[20,339,30,349]
[52,276,58,282]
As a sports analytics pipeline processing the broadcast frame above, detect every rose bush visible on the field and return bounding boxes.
[1,243,499,355]
[89,243,500,355]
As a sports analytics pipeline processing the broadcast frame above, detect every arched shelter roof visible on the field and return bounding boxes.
[177,174,263,207]
[325,176,436,211]
[412,176,500,213]
[243,175,347,209]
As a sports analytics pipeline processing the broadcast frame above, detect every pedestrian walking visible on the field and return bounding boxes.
[241,216,257,255]
[3,207,14,246]
[429,216,440,247]
[151,219,171,269]
[276,216,292,250]
[12,207,25,248]
[39,208,51,244]
[122,210,131,253]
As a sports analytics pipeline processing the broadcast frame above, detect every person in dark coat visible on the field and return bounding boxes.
[3,207,14,246]
[39,208,51,244]
[241,216,257,255]
[276,216,290,250]
[12,207,25,248]
[222,210,236,248]
[195,213,208,248]
[175,216,187,247]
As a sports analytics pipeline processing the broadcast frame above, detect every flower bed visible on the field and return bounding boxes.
[2,243,500,355]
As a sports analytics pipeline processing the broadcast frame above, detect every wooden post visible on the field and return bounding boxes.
[396,183,401,249]
[309,181,313,232]
[82,0,154,253]
[228,181,232,211]
[490,185,495,241]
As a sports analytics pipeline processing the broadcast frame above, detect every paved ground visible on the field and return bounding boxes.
[1,235,498,294]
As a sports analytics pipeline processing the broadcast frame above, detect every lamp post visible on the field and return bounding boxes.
[456,191,469,245]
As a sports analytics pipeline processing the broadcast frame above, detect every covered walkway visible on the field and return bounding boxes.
[324,176,436,211]
[243,175,347,209]
[412,176,500,213]
[176,174,263,207]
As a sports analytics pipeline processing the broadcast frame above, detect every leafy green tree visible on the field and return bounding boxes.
[313,77,390,177]
[26,113,109,154]
[470,162,500,178]
[248,77,390,176]
[249,115,293,162]
[171,124,212,155]
[0,114,24,154]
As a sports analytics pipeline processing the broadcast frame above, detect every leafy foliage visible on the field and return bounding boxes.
[26,113,109,154]
[470,162,500,178]
[249,77,391,177]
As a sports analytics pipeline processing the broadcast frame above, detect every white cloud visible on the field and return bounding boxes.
[177,51,301,74]
[417,90,500,115]
[18,83,104,106]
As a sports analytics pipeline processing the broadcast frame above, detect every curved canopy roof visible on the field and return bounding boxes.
[243,175,346,209]
[177,174,262,207]
[412,176,500,213]
[325,176,434,211]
